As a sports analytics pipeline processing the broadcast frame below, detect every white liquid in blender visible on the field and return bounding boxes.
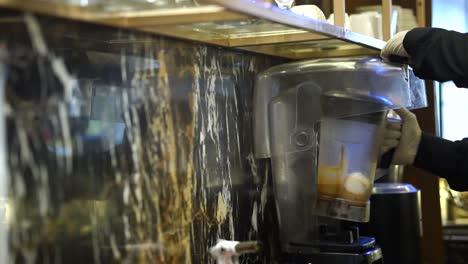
[340,172,372,205]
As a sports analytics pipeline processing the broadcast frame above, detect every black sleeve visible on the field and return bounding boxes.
[403,27,468,87]
[414,132,468,191]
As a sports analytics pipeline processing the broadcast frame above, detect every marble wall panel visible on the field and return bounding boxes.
[0,13,286,263]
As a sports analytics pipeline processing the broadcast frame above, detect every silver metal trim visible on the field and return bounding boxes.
[372,183,418,194]
[208,0,385,50]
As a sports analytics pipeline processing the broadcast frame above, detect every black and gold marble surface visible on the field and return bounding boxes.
[0,13,286,263]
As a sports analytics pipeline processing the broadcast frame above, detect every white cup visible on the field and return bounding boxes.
[327,13,352,29]
[350,10,398,39]
[290,5,326,21]
[350,12,379,37]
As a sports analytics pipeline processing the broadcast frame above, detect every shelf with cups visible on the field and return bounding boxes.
[0,0,406,59]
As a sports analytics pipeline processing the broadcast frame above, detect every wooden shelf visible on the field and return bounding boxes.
[0,0,387,59]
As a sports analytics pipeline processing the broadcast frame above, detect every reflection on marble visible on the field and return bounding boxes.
[0,13,285,263]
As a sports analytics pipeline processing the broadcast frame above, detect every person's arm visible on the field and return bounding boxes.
[403,28,468,87]
[414,132,468,191]
[381,109,468,191]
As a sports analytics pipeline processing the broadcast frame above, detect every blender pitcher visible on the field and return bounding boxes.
[317,113,387,210]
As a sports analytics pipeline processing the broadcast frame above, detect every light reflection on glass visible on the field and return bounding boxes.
[0,199,11,225]
[274,0,294,9]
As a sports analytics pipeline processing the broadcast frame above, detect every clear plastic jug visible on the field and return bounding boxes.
[316,112,387,218]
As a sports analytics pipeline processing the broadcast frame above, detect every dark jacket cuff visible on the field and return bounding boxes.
[414,132,456,170]
[402,28,434,58]
[403,27,468,87]
[414,132,468,191]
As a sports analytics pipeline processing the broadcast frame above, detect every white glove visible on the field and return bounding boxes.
[381,108,422,165]
[381,30,410,62]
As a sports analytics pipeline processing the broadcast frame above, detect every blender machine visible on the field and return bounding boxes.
[253,58,427,263]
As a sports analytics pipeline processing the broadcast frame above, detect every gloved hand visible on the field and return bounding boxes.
[381,30,410,62]
[381,108,422,165]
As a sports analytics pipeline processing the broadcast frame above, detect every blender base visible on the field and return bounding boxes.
[285,248,383,264]
[282,237,383,264]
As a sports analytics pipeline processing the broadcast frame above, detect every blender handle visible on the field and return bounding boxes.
[379,148,396,169]
[387,54,409,64]
[379,113,402,169]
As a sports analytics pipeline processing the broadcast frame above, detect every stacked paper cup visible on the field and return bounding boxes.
[354,5,418,35]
